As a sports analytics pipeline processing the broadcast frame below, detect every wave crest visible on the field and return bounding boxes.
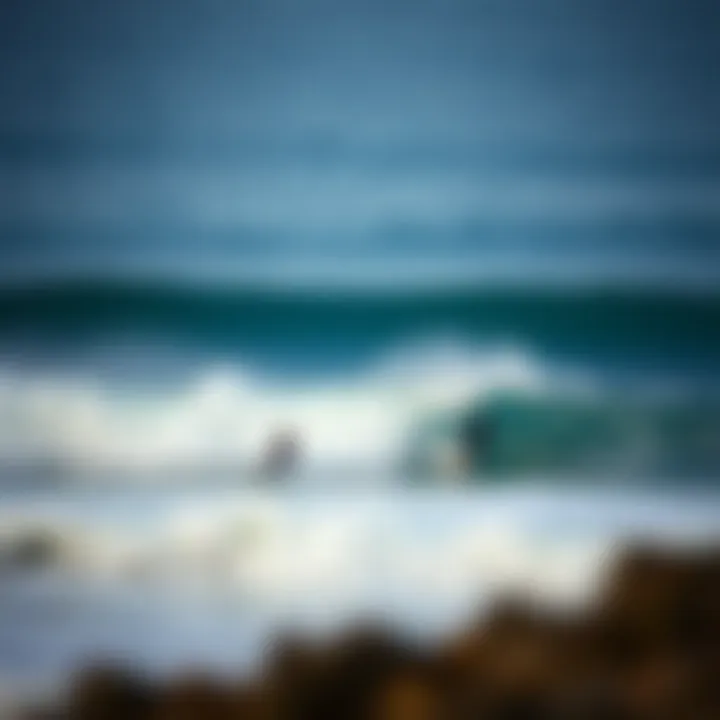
[0,342,548,473]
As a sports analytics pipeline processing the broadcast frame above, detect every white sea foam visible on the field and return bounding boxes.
[0,341,562,473]
[1,486,718,701]
[0,493,606,619]
[2,489,718,613]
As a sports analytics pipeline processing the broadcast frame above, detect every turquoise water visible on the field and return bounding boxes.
[1,280,719,374]
[0,280,719,481]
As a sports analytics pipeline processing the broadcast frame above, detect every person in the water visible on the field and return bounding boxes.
[457,410,493,477]
[257,428,302,481]
[403,410,493,481]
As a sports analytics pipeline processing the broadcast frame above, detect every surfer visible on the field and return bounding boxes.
[458,410,492,476]
[257,428,302,482]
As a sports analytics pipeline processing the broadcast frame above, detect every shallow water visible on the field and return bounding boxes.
[1,479,719,696]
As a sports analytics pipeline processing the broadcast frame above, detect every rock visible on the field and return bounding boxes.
[372,670,442,720]
[65,664,155,720]
[599,545,720,653]
[48,545,720,720]
[0,530,61,571]
[152,674,235,720]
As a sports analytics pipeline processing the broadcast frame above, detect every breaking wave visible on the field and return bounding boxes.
[0,342,548,474]
[0,338,717,480]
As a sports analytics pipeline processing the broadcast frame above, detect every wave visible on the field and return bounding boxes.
[1,280,720,374]
[0,342,546,473]
[0,340,718,479]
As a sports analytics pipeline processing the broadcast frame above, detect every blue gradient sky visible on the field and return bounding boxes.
[1,0,719,282]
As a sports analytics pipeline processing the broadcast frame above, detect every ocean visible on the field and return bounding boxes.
[0,0,719,712]
[1,278,720,711]
[0,279,719,480]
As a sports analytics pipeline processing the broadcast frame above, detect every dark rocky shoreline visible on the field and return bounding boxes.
[25,544,720,720]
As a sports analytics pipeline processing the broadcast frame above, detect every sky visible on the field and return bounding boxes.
[0,0,719,282]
